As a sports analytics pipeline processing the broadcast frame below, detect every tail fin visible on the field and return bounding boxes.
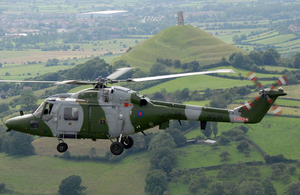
[235,88,287,123]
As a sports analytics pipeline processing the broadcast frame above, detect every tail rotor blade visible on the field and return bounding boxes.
[272,105,282,116]
[247,71,262,89]
[271,75,288,89]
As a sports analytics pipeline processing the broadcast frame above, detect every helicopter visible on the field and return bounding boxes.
[3,68,287,155]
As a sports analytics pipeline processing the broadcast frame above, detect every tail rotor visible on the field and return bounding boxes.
[246,72,288,116]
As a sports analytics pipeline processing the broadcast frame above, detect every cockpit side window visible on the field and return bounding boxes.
[64,107,79,121]
[44,103,54,115]
[42,102,54,121]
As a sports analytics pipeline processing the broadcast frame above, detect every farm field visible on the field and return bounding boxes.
[212,28,300,56]
[0,39,144,80]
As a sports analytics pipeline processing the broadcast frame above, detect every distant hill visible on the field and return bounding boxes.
[113,25,244,70]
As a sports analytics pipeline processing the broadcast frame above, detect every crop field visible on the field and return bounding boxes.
[0,39,142,64]
[0,39,143,80]
[0,1,143,14]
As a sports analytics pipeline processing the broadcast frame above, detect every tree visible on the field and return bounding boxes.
[288,165,297,175]
[58,175,86,195]
[249,51,264,66]
[0,183,6,193]
[0,103,9,113]
[145,169,168,195]
[219,151,230,161]
[237,140,249,153]
[293,52,300,68]
[150,147,177,173]
[202,122,212,138]
[212,122,218,137]
[150,63,166,76]
[229,52,251,69]
[186,60,200,71]
[284,182,300,195]
[240,34,247,41]
[263,48,280,66]
[148,132,176,152]
[210,95,227,108]
[166,128,186,147]
[173,59,181,68]
[232,35,241,44]
[210,181,238,195]
[46,58,60,66]
[262,179,277,195]
[239,125,249,134]
[19,89,38,111]
[239,181,263,195]
[3,132,34,156]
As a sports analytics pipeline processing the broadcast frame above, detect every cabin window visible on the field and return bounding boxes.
[103,88,112,102]
[64,107,79,121]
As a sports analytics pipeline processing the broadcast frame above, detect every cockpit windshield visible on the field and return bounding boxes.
[33,102,46,118]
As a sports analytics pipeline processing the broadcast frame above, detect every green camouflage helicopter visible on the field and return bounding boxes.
[3,68,287,155]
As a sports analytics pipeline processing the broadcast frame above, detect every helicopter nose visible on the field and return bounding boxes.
[5,118,17,130]
[5,114,32,131]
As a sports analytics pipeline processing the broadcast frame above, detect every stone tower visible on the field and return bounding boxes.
[178,11,184,26]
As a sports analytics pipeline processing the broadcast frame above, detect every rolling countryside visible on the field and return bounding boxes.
[0,0,300,194]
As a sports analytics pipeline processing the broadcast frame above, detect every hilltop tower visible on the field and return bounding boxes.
[178,11,184,26]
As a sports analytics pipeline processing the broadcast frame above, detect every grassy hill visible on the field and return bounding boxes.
[113,25,244,70]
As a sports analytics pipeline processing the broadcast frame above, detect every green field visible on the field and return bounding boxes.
[140,74,261,95]
[0,152,150,194]
[171,115,300,194]
[185,116,300,159]
[176,142,264,169]
[247,117,300,159]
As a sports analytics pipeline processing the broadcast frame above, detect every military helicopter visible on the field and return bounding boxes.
[3,68,287,155]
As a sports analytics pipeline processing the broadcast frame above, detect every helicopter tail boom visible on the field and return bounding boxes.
[151,88,287,128]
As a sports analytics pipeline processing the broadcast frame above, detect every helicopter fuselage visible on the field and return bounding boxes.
[5,85,287,155]
[5,86,241,140]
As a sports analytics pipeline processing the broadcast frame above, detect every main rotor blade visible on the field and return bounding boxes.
[127,69,235,82]
[55,80,96,85]
[0,80,57,84]
[106,67,134,80]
